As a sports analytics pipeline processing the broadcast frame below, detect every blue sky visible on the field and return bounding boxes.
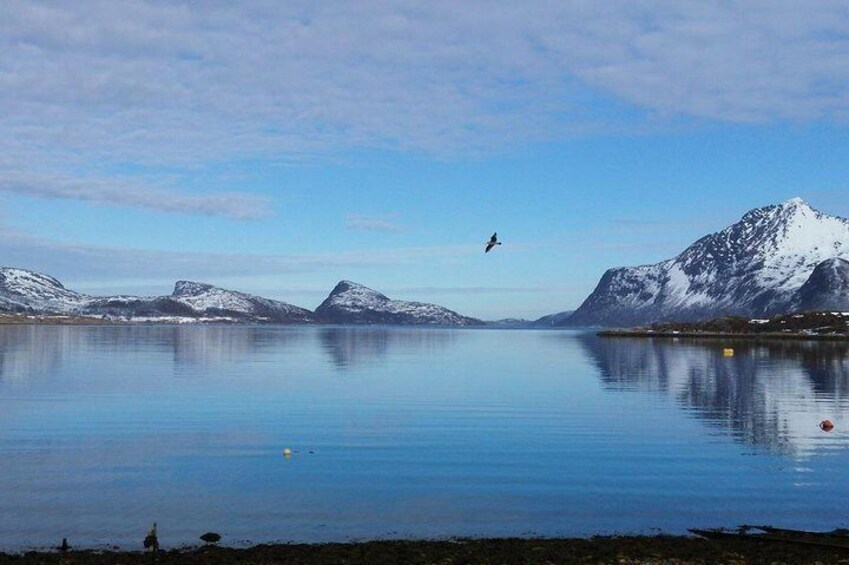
[1,1,849,319]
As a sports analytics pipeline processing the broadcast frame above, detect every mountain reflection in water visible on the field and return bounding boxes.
[0,325,312,380]
[0,325,458,380]
[578,334,849,457]
[319,327,455,368]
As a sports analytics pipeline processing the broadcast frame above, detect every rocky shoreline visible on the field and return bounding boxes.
[2,534,849,564]
[599,311,849,340]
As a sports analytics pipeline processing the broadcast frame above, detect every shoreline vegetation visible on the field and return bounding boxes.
[599,311,849,341]
[0,313,112,325]
[3,534,849,564]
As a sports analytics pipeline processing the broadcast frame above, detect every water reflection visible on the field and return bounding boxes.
[319,327,455,368]
[0,325,458,381]
[0,325,307,380]
[0,326,87,382]
[168,325,305,366]
[579,334,849,457]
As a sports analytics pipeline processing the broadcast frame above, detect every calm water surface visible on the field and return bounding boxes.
[1,325,848,550]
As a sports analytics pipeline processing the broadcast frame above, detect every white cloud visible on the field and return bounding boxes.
[0,173,272,219]
[564,1,849,123]
[0,221,477,281]
[1,1,847,215]
[2,0,847,166]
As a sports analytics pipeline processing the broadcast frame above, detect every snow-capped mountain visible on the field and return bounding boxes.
[0,267,313,323]
[314,280,482,326]
[170,280,313,322]
[565,198,849,326]
[0,268,89,313]
[0,269,480,325]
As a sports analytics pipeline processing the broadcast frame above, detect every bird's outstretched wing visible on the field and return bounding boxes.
[485,232,500,253]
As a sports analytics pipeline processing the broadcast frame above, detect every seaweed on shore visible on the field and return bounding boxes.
[2,535,848,565]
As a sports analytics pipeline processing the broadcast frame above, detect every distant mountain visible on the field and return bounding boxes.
[531,310,574,328]
[0,269,481,325]
[486,318,534,328]
[0,268,88,313]
[0,267,313,323]
[314,280,482,326]
[169,281,313,322]
[561,198,849,327]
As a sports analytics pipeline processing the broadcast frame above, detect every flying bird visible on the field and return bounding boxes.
[485,232,501,253]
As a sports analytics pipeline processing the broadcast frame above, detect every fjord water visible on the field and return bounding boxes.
[1,326,848,550]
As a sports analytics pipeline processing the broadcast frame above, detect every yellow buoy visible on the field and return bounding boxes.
[723,348,734,357]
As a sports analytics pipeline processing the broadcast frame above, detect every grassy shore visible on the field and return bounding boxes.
[598,329,849,341]
[0,313,111,325]
[2,536,849,564]
[598,311,849,341]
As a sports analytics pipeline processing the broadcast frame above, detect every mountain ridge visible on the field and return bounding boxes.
[0,269,482,326]
[561,198,849,327]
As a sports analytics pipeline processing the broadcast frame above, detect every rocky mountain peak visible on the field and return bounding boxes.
[327,280,390,303]
[0,267,87,313]
[172,280,215,296]
[0,267,67,293]
[315,280,480,326]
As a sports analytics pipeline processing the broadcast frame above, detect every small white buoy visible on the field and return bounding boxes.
[283,448,292,457]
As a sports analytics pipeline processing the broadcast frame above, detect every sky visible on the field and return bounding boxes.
[1,0,849,320]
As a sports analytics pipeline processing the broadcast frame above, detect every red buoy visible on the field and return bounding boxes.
[819,419,834,431]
